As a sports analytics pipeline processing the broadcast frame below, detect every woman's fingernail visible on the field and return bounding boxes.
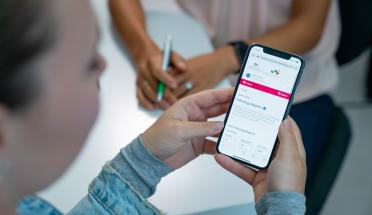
[213,122,224,131]
[282,119,290,128]
[178,61,186,68]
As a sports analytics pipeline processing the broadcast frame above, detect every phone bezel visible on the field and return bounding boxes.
[216,44,305,171]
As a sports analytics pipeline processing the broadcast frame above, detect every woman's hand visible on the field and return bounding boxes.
[215,117,307,202]
[172,46,240,98]
[141,88,233,169]
[135,45,187,110]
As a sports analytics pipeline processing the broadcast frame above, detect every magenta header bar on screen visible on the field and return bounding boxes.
[239,79,291,100]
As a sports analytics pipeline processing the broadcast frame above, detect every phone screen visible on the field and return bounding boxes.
[217,45,304,169]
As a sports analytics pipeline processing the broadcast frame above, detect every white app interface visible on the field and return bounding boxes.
[219,46,302,168]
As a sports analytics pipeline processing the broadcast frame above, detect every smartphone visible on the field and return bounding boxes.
[217,44,305,170]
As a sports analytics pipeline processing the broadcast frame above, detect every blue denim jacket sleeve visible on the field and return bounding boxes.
[17,135,306,215]
[66,136,173,215]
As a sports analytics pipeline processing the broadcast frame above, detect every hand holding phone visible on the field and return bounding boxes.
[217,44,305,170]
[142,88,233,170]
[215,117,307,202]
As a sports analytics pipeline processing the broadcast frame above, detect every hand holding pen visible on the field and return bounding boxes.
[134,35,187,110]
[157,35,195,102]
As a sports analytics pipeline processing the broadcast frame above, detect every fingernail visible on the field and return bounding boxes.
[213,121,224,131]
[178,61,186,68]
[282,119,290,128]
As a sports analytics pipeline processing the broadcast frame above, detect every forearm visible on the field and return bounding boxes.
[68,136,172,214]
[216,0,332,76]
[247,0,332,54]
[109,0,158,63]
[247,19,322,54]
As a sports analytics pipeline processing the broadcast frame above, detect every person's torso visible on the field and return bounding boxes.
[177,0,341,102]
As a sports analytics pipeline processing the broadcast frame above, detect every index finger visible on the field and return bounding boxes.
[182,88,234,109]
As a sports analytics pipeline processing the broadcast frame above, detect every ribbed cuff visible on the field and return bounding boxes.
[110,136,173,198]
[255,191,306,215]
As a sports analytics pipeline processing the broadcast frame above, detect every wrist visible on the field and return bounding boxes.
[268,176,305,194]
[140,128,166,161]
[227,41,251,74]
[140,131,156,156]
[216,46,241,76]
[131,40,160,65]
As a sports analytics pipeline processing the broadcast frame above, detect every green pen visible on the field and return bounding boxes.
[157,35,173,102]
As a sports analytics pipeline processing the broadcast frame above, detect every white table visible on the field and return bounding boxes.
[39,1,254,214]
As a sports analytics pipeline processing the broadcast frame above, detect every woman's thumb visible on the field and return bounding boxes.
[277,119,298,158]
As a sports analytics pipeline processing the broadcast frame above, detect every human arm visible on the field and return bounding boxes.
[109,0,187,110]
[215,118,307,214]
[173,0,332,98]
[246,0,332,53]
[68,89,233,214]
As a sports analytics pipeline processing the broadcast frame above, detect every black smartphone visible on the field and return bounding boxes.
[217,44,305,170]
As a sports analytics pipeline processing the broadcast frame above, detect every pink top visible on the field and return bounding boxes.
[177,0,341,103]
